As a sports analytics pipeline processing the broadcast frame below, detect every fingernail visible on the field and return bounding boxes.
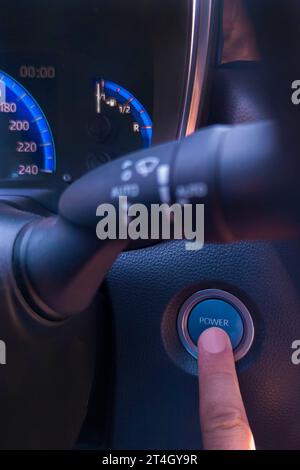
[199,327,230,354]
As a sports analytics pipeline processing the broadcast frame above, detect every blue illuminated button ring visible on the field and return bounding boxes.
[177,289,254,361]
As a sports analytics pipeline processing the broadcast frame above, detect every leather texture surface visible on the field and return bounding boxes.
[107,240,300,450]
[208,61,272,124]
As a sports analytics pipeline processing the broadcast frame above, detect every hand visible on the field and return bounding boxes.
[198,327,255,450]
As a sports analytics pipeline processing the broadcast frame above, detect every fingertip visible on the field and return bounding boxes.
[198,327,232,355]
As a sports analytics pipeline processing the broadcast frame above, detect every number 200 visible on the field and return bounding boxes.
[9,120,30,131]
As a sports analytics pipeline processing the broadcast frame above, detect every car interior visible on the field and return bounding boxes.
[0,0,300,452]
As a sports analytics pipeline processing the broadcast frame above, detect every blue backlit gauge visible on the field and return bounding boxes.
[0,70,56,179]
[95,79,152,149]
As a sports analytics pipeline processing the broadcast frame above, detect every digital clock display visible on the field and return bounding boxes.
[19,65,56,79]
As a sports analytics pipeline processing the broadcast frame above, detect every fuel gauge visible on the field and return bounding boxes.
[89,79,152,155]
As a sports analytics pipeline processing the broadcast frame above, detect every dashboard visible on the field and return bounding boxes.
[0,0,216,210]
[1,0,153,190]
[0,0,299,452]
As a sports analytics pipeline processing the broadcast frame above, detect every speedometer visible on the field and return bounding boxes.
[0,70,56,180]
[0,69,153,183]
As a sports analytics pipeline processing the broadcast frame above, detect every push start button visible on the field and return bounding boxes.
[188,299,244,350]
[177,289,254,361]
